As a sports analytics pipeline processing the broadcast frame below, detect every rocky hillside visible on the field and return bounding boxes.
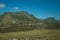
[0,11,60,32]
[0,11,39,26]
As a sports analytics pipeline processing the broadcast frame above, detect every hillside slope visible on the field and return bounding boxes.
[0,11,60,32]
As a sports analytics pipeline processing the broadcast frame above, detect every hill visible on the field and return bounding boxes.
[0,11,60,32]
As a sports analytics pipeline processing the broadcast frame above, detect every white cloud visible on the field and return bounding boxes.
[0,4,5,8]
[13,7,19,10]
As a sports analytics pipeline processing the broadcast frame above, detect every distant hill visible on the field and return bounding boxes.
[0,11,60,33]
[43,17,60,29]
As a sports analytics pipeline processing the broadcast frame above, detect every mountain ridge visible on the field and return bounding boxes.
[0,11,60,32]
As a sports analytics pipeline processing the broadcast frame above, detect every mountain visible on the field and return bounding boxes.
[0,11,39,26]
[43,17,60,29]
[0,11,60,32]
[0,11,40,32]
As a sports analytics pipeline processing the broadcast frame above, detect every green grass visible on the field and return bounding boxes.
[0,29,60,40]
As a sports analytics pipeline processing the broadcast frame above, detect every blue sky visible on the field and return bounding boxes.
[0,0,60,20]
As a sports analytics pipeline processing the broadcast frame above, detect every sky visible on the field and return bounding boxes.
[0,0,60,20]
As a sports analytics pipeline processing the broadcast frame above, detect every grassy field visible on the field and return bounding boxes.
[0,29,60,40]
